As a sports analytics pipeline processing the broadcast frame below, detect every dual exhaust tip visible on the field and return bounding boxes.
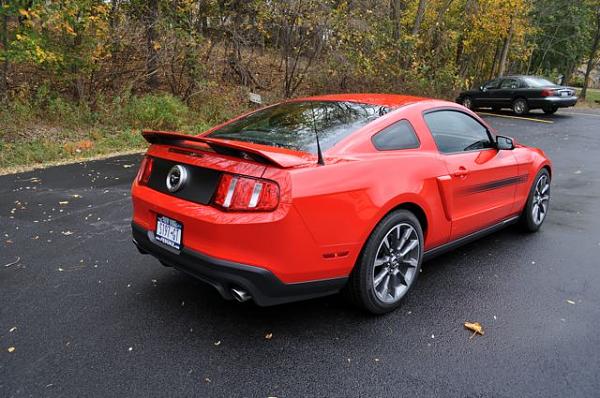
[230,287,252,303]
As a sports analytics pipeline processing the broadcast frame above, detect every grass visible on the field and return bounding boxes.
[0,88,250,173]
[574,87,600,107]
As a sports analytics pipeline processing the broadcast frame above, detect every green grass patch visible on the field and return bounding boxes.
[0,89,251,172]
[575,87,600,106]
[0,129,148,170]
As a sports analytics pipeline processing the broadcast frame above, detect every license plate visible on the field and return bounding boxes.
[155,215,183,250]
[560,91,569,97]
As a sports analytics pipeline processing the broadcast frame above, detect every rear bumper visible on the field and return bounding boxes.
[529,96,578,108]
[132,222,347,306]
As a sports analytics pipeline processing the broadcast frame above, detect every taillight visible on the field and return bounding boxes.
[213,173,280,211]
[541,89,556,97]
[137,156,153,185]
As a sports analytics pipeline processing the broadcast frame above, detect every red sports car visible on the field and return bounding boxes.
[131,94,551,314]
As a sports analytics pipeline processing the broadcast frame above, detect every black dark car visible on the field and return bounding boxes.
[456,75,578,115]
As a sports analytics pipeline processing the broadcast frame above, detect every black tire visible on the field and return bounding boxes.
[512,98,529,115]
[345,210,424,314]
[461,96,474,110]
[520,169,551,232]
[543,106,558,115]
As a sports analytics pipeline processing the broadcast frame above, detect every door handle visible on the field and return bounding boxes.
[452,167,469,178]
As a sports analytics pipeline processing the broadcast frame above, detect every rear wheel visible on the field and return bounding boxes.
[345,210,423,314]
[521,169,551,232]
[512,98,529,115]
[543,106,558,115]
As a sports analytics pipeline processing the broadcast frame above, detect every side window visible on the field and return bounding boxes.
[372,120,420,151]
[518,79,528,88]
[500,79,518,89]
[424,110,493,154]
[484,79,501,90]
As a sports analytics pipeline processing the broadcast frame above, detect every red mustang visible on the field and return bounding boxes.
[131,94,551,314]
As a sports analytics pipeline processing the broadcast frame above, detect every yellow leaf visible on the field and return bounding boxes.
[7,346,15,353]
[464,321,484,337]
[18,9,29,17]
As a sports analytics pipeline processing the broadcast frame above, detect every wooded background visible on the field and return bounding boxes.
[1,1,599,170]
[2,0,599,104]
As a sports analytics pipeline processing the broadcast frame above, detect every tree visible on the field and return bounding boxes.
[581,5,600,99]
[0,0,8,102]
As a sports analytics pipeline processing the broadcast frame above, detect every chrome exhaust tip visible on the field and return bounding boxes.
[231,287,251,303]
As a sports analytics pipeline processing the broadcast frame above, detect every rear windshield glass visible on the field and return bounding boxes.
[522,77,557,87]
[207,101,391,153]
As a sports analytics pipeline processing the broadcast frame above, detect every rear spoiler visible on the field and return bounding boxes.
[142,130,315,168]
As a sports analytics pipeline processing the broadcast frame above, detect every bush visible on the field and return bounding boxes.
[121,94,190,130]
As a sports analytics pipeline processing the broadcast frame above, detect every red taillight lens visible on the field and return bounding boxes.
[137,156,153,185]
[541,89,556,97]
[213,173,280,211]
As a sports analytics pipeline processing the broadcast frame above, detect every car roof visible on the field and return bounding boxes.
[294,93,429,108]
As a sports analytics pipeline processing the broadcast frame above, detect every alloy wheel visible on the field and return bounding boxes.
[462,97,473,109]
[532,174,550,225]
[372,223,420,304]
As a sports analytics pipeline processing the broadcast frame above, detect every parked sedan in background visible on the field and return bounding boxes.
[456,75,578,115]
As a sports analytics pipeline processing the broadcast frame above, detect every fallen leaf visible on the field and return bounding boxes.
[204,377,211,383]
[265,333,273,340]
[128,347,133,352]
[9,327,17,332]
[7,347,15,353]
[464,321,484,338]
[59,201,69,205]
[214,341,221,346]
[566,299,576,305]
[61,231,73,236]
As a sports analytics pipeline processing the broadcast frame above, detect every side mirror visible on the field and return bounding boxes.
[496,135,514,150]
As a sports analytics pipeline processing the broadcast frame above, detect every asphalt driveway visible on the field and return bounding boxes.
[1,108,600,397]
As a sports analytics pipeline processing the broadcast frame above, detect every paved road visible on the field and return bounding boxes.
[1,109,600,397]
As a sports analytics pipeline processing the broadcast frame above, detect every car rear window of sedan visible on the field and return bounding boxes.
[207,101,390,153]
[522,77,557,87]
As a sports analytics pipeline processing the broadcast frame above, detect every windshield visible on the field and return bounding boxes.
[522,77,557,88]
[207,101,391,153]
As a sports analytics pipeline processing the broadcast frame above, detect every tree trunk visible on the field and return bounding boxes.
[581,9,600,100]
[412,0,426,36]
[0,0,8,102]
[390,0,404,40]
[498,11,515,77]
[144,0,159,89]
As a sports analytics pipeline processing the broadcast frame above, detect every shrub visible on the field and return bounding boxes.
[121,94,189,130]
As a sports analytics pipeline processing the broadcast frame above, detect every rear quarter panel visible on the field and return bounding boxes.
[289,151,452,258]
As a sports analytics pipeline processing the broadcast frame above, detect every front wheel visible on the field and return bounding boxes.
[521,169,551,232]
[512,98,529,115]
[345,210,424,314]
[461,96,474,110]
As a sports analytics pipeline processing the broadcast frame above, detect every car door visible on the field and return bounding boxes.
[423,110,520,239]
[498,78,520,107]
[478,78,502,106]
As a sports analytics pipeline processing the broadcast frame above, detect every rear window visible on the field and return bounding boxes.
[207,101,390,153]
[522,77,557,88]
